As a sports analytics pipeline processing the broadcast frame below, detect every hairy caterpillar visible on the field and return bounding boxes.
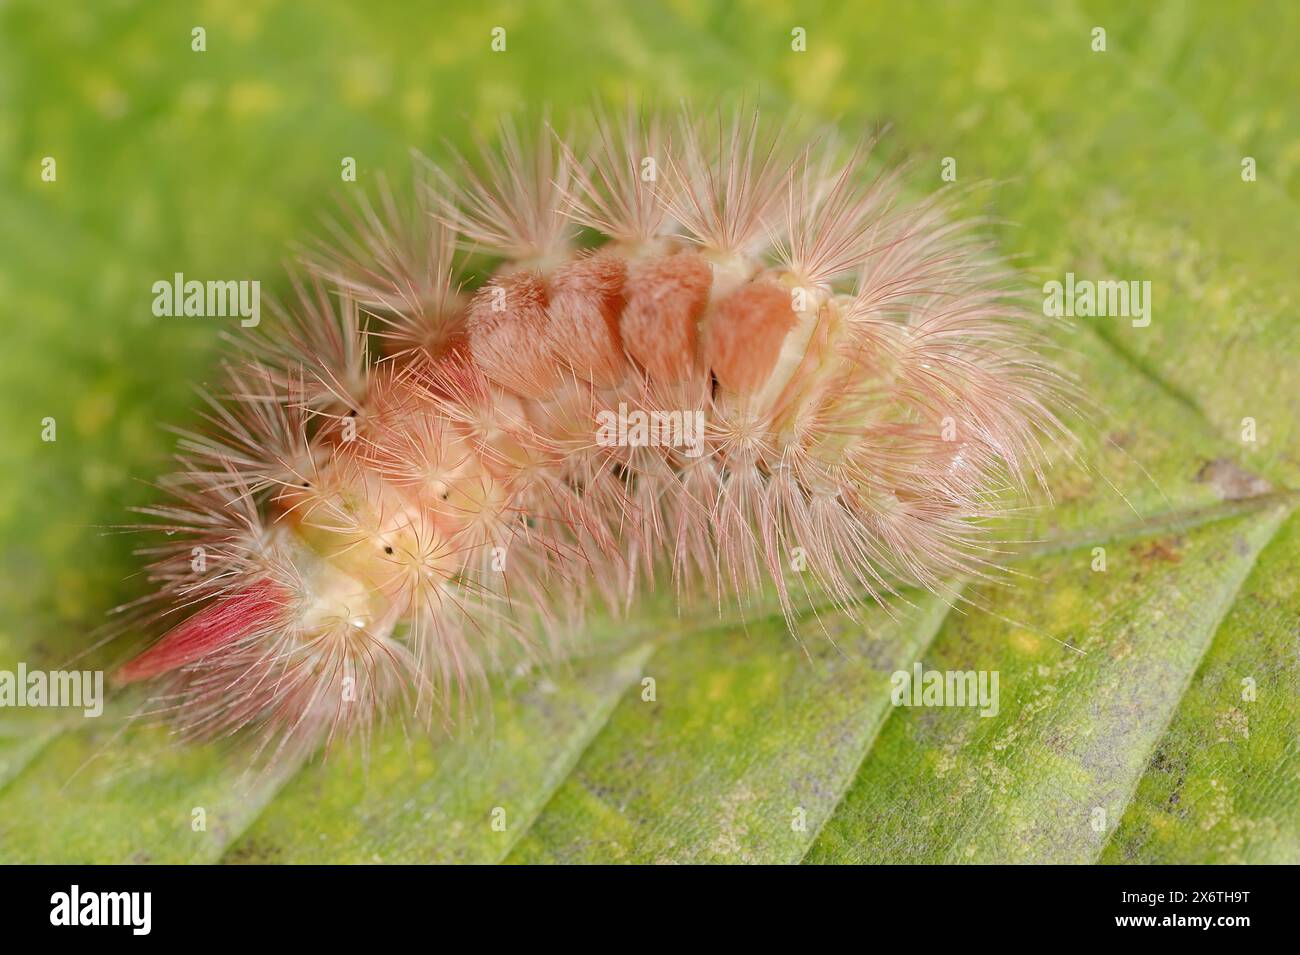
[114,107,1072,755]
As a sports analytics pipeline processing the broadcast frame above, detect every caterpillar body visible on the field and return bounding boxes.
[116,108,1071,753]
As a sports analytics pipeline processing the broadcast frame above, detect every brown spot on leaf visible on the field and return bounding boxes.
[1131,536,1183,564]
[1195,457,1272,501]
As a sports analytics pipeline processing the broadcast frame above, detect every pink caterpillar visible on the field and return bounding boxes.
[116,107,1072,753]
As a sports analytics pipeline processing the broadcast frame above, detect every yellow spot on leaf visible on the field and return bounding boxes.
[1009,629,1041,655]
[227,81,280,119]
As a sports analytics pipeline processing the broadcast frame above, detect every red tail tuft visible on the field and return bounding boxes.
[116,581,290,685]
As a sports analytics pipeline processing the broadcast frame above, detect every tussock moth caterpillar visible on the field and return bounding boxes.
[113,106,1074,755]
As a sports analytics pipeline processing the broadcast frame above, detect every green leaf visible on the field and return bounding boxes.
[805,505,1290,863]
[0,0,1295,863]
[1101,509,1300,864]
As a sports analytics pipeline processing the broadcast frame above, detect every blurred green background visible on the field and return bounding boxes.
[0,0,1295,863]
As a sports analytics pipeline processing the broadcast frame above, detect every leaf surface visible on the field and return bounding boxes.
[0,0,1294,864]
